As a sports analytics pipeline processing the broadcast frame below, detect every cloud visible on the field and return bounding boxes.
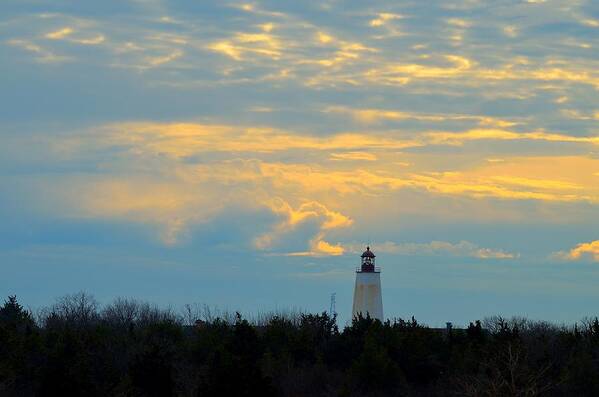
[207,41,242,60]
[345,241,516,259]
[580,18,599,27]
[58,178,227,246]
[366,54,474,83]
[329,152,377,161]
[311,237,345,256]
[254,198,352,255]
[7,39,71,63]
[73,35,105,45]
[44,26,105,45]
[316,31,334,44]
[369,13,403,27]
[247,106,274,113]
[362,57,599,89]
[30,147,594,252]
[326,106,520,127]
[259,23,275,33]
[93,122,599,163]
[446,18,472,28]
[7,3,599,95]
[95,122,420,156]
[4,1,599,263]
[553,241,599,262]
[34,122,599,219]
[145,49,183,66]
[300,40,377,69]
[503,25,518,38]
[230,2,287,17]
[489,176,581,191]
[208,32,282,60]
[285,233,346,257]
[425,129,599,146]
[45,27,74,40]
[409,156,599,204]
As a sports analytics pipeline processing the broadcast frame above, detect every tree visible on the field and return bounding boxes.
[0,296,38,396]
[0,295,34,330]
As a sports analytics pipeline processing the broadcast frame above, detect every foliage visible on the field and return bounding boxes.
[1,295,599,396]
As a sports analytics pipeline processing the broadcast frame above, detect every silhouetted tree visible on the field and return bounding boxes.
[0,296,39,396]
[6,294,599,396]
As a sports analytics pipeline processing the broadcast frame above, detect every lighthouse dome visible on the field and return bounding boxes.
[361,246,376,258]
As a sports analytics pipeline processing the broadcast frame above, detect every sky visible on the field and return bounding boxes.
[1,0,598,327]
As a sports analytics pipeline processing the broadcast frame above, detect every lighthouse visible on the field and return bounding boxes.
[352,246,383,321]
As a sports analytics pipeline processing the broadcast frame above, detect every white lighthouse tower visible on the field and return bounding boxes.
[352,246,383,321]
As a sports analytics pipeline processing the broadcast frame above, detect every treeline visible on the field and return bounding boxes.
[3,294,599,396]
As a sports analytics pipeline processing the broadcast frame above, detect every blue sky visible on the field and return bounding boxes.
[1,0,598,326]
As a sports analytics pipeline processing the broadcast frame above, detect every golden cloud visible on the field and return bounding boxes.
[6,1,599,262]
[45,27,74,40]
[7,39,71,63]
[145,50,183,66]
[410,156,599,203]
[425,129,599,146]
[98,122,420,156]
[330,152,377,161]
[325,106,520,127]
[254,198,352,255]
[71,178,230,245]
[364,55,474,85]
[285,232,346,256]
[8,4,599,95]
[446,18,472,28]
[306,52,599,90]
[61,123,598,204]
[208,32,282,60]
[43,26,105,46]
[369,13,403,27]
[73,35,105,45]
[96,122,599,165]
[316,32,334,44]
[311,237,345,255]
[555,240,599,262]
[29,119,599,252]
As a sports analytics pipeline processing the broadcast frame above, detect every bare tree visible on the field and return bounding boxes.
[43,291,99,328]
[102,297,141,328]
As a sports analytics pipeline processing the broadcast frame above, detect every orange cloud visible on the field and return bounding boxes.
[44,27,105,46]
[311,238,345,255]
[97,122,599,163]
[208,32,282,60]
[286,232,346,256]
[57,178,227,246]
[7,39,71,63]
[316,32,334,44]
[99,122,420,156]
[555,241,599,262]
[326,106,520,127]
[45,27,74,39]
[410,156,599,204]
[28,119,599,251]
[330,152,377,161]
[370,13,403,27]
[55,122,599,207]
[568,241,599,262]
[364,55,474,85]
[425,129,599,146]
[254,198,352,255]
